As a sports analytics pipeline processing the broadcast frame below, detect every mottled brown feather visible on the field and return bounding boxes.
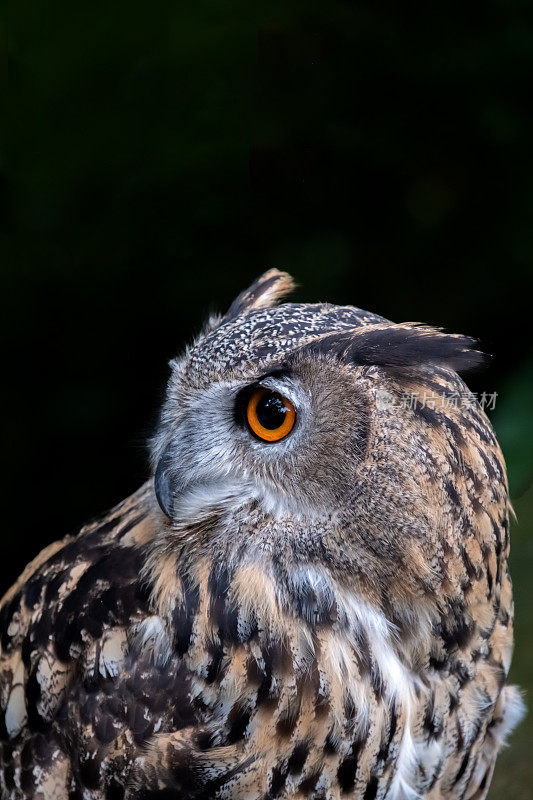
[0,273,523,799]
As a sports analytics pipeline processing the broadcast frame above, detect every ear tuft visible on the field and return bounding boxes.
[301,323,488,374]
[225,269,296,321]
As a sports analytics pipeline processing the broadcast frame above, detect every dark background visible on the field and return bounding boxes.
[3,2,533,794]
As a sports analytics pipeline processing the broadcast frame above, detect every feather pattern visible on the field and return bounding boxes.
[0,272,523,799]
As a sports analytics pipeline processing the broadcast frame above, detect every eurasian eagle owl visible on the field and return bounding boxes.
[0,271,524,799]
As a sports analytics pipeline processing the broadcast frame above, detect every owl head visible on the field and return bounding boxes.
[151,271,499,625]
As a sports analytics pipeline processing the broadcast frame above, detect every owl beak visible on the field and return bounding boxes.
[154,444,175,518]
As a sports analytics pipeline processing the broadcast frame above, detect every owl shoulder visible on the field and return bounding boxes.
[0,482,156,739]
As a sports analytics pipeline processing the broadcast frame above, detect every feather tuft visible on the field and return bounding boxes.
[224,269,296,321]
[299,323,487,374]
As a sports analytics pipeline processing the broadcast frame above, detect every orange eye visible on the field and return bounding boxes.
[246,388,296,442]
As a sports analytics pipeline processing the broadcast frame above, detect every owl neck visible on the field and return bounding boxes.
[144,498,494,686]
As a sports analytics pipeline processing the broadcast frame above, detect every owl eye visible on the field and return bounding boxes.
[246,388,296,442]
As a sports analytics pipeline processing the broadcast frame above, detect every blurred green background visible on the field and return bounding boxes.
[2,1,532,795]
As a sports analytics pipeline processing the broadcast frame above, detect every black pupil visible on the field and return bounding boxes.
[256,392,287,430]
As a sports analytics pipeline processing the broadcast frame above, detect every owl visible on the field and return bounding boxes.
[0,270,524,800]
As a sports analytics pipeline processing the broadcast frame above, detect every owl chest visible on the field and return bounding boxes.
[162,609,447,800]
[139,563,479,798]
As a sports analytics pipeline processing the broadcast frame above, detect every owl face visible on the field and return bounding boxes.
[154,354,369,523]
[152,271,486,609]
